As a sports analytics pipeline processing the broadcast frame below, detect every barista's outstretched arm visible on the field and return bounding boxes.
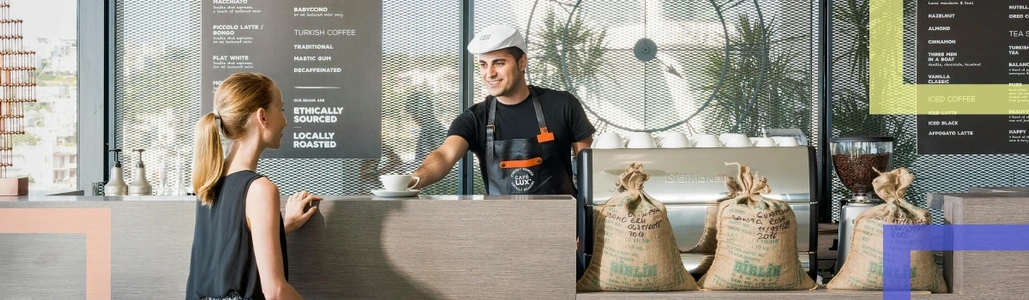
[411,135,469,190]
[572,136,593,157]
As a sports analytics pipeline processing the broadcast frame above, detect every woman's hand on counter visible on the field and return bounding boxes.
[284,190,323,235]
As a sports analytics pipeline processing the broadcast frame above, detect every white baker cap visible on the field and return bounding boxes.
[466,24,527,55]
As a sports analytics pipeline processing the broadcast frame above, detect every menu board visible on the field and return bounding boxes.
[917,1,1029,154]
[202,0,382,158]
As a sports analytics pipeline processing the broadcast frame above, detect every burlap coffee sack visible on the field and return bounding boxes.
[577,162,698,291]
[827,168,947,293]
[697,162,815,290]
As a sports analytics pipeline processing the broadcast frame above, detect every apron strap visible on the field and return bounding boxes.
[530,87,555,143]
[487,96,497,183]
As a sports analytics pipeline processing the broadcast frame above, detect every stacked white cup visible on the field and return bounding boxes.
[591,131,802,148]
[593,132,625,149]
[751,137,776,147]
[657,132,690,148]
[719,133,751,148]
[626,132,656,148]
[771,136,800,146]
[690,134,721,148]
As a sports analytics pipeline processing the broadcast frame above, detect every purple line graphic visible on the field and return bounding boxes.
[883,224,1029,300]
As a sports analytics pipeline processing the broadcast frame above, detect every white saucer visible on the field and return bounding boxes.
[370,189,420,198]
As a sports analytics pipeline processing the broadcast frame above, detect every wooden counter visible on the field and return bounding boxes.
[3,192,1018,299]
[0,195,576,299]
[928,192,1029,299]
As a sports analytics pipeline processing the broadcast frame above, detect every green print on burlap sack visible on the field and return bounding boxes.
[827,168,947,293]
[697,162,815,290]
[576,162,698,291]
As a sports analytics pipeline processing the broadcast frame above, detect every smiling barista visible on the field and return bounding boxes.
[408,24,596,196]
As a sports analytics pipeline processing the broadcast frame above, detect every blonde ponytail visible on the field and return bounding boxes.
[192,112,224,206]
[191,72,274,206]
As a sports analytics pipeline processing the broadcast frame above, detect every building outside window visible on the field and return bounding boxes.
[8,0,78,191]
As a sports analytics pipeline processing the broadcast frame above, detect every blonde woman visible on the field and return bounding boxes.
[186,72,321,300]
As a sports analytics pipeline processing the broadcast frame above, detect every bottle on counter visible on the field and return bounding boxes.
[127,149,153,196]
[104,149,128,196]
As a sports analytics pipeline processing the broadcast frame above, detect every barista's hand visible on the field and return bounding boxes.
[284,191,322,234]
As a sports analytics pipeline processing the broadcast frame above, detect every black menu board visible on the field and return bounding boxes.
[917,1,1029,154]
[202,0,382,158]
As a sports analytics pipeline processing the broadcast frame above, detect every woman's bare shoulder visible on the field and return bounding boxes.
[245,177,280,210]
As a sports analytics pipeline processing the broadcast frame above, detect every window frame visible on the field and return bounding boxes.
[77,0,107,191]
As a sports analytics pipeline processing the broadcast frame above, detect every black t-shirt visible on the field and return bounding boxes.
[447,86,596,191]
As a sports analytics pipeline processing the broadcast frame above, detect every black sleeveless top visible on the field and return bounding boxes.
[186,170,288,300]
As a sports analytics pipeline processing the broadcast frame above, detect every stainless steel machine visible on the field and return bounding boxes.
[829,136,892,273]
[575,146,818,280]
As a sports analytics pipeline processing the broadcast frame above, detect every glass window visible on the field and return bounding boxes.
[9,0,78,191]
[115,1,198,196]
[111,1,819,196]
[116,0,462,196]
[475,0,817,137]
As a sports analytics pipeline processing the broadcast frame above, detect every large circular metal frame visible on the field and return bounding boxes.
[524,0,769,133]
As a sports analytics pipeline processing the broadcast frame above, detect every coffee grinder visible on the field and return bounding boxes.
[830,136,893,273]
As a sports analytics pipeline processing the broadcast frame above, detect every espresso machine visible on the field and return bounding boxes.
[830,136,893,273]
[575,145,818,281]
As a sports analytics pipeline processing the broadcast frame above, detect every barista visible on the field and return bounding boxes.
[409,24,596,195]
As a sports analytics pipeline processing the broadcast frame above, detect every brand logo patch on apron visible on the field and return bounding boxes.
[511,168,536,192]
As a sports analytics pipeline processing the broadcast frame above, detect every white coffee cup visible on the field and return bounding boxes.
[719,133,751,147]
[658,132,690,148]
[593,132,624,149]
[690,134,721,148]
[751,137,776,147]
[772,136,799,147]
[626,132,656,149]
[380,174,419,191]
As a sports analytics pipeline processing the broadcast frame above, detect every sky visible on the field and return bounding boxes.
[10,0,77,40]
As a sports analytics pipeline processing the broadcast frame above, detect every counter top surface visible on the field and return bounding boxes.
[926,191,1029,209]
[0,193,577,299]
[0,194,576,202]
